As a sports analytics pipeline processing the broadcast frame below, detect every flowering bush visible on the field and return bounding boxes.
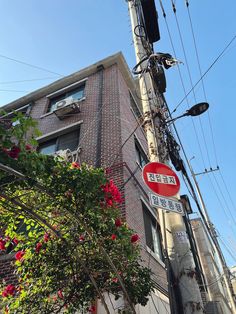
[0,113,154,313]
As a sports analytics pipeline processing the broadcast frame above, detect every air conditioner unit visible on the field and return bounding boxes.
[54,149,72,161]
[54,97,80,120]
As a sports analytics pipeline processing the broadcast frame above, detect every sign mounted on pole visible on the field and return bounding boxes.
[142,162,180,197]
[149,193,184,215]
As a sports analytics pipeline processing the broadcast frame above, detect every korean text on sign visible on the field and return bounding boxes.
[150,194,184,214]
[147,172,177,185]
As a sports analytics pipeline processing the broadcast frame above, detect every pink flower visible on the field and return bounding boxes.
[7,146,21,159]
[43,233,50,243]
[2,290,8,298]
[2,284,16,297]
[13,238,19,245]
[115,218,122,227]
[112,277,118,283]
[71,162,80,169]
[25,144,32,151]
[15,250,25,261]
[131,234,139,243]
[57,290,64,299]
[88,305,96,313]
[0,239,6,250]
[35,242,42,253]
[111,234,117,241]
[79,235,85,242]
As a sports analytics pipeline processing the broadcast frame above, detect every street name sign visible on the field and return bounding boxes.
[142,162,180,197]
[149,193,184,215]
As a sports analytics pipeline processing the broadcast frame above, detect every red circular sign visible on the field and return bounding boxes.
[142,162,180,197]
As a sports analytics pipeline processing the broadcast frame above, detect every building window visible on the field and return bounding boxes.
[135,138,148,168]
[142,202,163,260]
[39,129,80,155]
[47,84,85,113]
[129,92,142,119]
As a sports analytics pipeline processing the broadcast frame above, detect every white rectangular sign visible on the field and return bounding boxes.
[146,172,177,185]
[149,193,184,215]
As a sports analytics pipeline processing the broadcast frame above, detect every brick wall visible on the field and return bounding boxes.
[1,60,168,298]
[117,66,168,292]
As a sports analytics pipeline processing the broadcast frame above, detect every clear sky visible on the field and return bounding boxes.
[0,1,235,266]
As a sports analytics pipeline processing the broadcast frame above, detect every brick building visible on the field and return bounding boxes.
[0,52,170,313]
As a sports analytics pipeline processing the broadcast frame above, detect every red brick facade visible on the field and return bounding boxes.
[1,53,168,305]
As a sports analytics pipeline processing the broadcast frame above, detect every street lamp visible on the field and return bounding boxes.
[165,102,209,124]
[162,102,209,172]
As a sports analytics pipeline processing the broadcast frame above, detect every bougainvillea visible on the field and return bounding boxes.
[0,113,154,313]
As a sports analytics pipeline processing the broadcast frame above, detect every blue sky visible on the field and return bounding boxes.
[0,1,236,266]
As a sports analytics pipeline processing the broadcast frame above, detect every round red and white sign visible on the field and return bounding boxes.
[142,162,180,197]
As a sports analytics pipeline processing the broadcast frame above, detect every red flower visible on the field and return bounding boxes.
[35,242,42,253]
[112,277,118,283]
[115,218,122,227]
[101,180,122,207]
[2,284,16,297]
[7,146,21,159]
[79,235,85,242]
[5,285,16,296]
[43,233,50,243]
[88,305,96,313]
[15,250,25,261]
[111,234,117,240]
[0,239,6,250]
[131,234,139,243]
[13,238,19,245]
[71,162,80,169]
[2,290,8,298]
[57,290,64,299]
[25,144,32,151]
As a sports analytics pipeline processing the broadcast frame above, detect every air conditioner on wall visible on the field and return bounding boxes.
[54,97,80,120]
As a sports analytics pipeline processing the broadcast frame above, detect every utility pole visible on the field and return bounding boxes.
[127,1,204,313]
[189,162,236,313]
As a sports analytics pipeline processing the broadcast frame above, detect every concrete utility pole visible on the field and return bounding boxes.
[127,1,204,313]
[189,162,236,313]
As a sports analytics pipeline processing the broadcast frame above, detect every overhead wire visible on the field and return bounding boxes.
[0,53,63,77]
[218,235,236,265]
[219,169,236,213]
[211,171,236,229]
[184,0,219,166]
[169,0,211,169]
[171,34,236,115]
[0,77,58,85]
[158,0,207,169]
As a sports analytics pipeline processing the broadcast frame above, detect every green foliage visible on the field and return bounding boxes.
[0,115,154,313]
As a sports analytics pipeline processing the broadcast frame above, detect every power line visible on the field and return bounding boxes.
[218,235,236,265]
[212,171,236,228]
[0,53,64,77]
[219,169,236,214]
[184,0,219,166]
[158,0,207,169]
[0,77,58,85]
[171,34,236,114]
[206,173,236,235]
[170,0,212,169]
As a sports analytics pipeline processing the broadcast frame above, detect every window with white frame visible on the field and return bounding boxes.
[142,202,163,260]
[47,84,85,113]
[39,129,80,155]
